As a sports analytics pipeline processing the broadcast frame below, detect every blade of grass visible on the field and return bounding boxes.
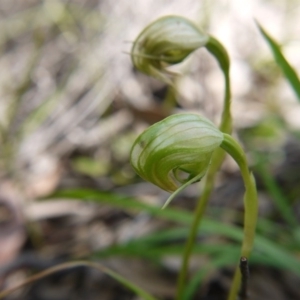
[183,253,237,300]
[257,21,300,101]
[53,189,192,224]
[95,240,241,259]
[183,245,297,300]
[52,189,300,276]
[94,224,296,271]
[93,225,299,300]
[203,219,300,275]
[0,261,158,300]
[208,206,295,246]
[254,154,298,227]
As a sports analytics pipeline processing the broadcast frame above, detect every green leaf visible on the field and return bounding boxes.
[254,153,297,227]
[52,189,300,276]
[257,21,300,101]
[0,260,159,300]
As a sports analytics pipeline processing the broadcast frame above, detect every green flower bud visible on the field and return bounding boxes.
[130,114,223,192]
[131,16,209,84]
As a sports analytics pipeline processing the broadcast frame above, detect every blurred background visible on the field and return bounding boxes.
[0,0,300,299]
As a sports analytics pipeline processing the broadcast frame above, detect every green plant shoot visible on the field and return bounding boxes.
[130,113,258,300]
[130,15,257,300]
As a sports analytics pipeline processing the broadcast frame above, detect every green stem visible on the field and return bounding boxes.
[175,148,225,300]
[220,71,231,132]
[176,36,232,300]
[220,134,258,300]
[206,36,232,133]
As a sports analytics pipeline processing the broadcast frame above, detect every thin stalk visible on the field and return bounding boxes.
[220,72,231,132]
[221,134,258,300]
[206,36,232,133]
[175,148,225,300]
[176,37,231,300]
[0,261,158,300]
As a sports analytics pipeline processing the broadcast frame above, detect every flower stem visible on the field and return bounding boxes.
[176,37,232,300]
[220,134,258,300]
[206,36,232,134]
[175,148,225,300]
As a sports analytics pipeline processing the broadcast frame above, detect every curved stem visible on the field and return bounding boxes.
[0,261,159,300]
[220,71,231,132]
[206,36,232,133]
[221,134,258,300]
[176,37,232,300]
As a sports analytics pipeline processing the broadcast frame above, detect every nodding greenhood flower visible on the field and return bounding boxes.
[130,113,223,193]
[131,16,209,85]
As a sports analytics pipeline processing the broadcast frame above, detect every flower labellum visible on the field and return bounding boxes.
[130,114,224,193]
[131,16,209,84]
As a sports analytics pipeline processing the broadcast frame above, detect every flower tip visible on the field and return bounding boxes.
[131,15,209,83]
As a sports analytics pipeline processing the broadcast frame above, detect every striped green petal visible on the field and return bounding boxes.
[130,114,223,192]
[131,16,209,85]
